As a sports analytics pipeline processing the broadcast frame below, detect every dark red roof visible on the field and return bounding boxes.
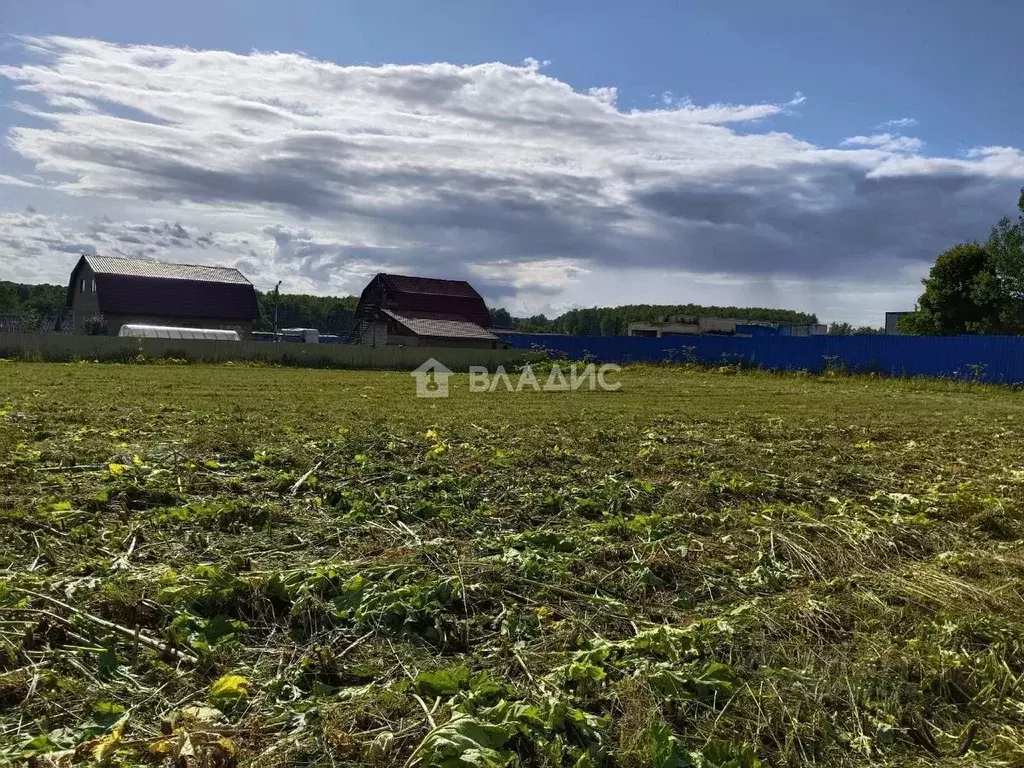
[381,309,498,340]
[68,256,259,322]
[356,273,491,328]
[380,274,483,299]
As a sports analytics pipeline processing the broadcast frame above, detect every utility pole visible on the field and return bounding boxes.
[273,280,282,340]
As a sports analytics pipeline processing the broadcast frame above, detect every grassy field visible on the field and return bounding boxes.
[2,362,1024,767]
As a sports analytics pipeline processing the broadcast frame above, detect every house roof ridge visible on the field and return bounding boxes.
[81,255,252,285]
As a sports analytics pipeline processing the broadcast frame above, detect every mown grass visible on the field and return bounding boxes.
[1,361,1023,767]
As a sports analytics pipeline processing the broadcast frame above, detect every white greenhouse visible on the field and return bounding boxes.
[118,324,241,341]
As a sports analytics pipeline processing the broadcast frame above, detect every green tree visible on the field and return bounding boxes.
[987,187,1024,321]
[903,243,1014,335]
[599,313,624,336]
[829,322,884,335]
[518,314,550,333]
[489,307,513,327]
[0,283,18,313]
[0,281,66,328]
[254,291,358,335]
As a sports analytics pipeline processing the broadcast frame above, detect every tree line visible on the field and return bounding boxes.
[826,322,884,335]
[255,291,359,335]
[901,188,1024,335]
[492,304,818,335]
[0,281,67,331]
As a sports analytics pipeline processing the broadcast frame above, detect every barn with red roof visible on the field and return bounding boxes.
[67,255,259,338]
[347,273,501,349]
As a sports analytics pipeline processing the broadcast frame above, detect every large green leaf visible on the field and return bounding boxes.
[413,713,517,767]
[416,666,472,698]
[209,674,250,710]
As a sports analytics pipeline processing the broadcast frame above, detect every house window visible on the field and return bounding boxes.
[81,279,87,293]
[91,280,97,293]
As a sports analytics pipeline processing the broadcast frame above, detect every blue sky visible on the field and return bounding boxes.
[1,1,1022,324]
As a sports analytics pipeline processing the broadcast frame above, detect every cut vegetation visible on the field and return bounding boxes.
[1,362,1023,766]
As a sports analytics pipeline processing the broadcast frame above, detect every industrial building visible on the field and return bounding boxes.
[66,255,259,338]
[347,273,502,349]
[885,311,912,335]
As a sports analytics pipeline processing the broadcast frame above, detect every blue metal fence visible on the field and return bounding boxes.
[497,332,1024,384]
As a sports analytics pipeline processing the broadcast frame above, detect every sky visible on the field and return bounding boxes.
[0,1,1022,325]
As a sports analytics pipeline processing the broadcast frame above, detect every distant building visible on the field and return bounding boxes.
[280,328,320,344]
[627,316,826,338]
[778,323,828,337]
[885,311,912,335]
[348,273,502,349]
[628,316,735,337]
[67,255,259,338]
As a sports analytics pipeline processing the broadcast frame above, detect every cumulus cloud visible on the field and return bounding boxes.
[0,211,410,298]
[0,36,1023,324]
[0,211,251,281]
[841,133,924,153]
[877,117,919,130]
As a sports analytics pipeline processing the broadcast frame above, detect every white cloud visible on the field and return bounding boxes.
[0,36,1022,325]
[877,117,919,130]
[0,175,37,188]
[840,133,924,153]
[0,211,256,281]
[586,87,617,106]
